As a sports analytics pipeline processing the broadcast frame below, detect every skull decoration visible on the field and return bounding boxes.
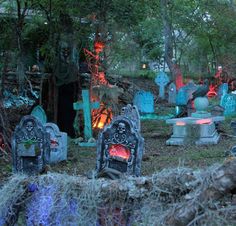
[25,121,34,132]
[117,122,126,134]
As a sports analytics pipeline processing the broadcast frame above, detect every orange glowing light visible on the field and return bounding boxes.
[207,84,217,98]
[109,144,130,160]
[94,41,105,54]
[176,121,186,126]
[196,118,212,124]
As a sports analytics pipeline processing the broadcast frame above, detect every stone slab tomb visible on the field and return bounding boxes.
[12,115,50,175]
[96,104,144,177]
[166,116,224,145]
[45,123,67,163]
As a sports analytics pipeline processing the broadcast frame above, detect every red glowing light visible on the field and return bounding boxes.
[176,121,186,126]
[94,41,105,54]
[207,84,217,98]
[196,118,212,124]
[109,144,130,161]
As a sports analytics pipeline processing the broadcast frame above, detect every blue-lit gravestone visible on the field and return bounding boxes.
[31,105,47,124]
[183,81,198,101]
[168,83,176,104]
[217,83,228,98]
[176,87,188,106]
[133,91,154,114]
[155,71,170,99]
[220,94,236,116]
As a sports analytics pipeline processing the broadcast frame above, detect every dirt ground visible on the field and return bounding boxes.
[1,77,236,181]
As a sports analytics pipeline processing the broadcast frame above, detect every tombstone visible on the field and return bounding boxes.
[231,121,236,135]
[31,105,47,124]
[217,83,228,98]
[220,94,236,116]
[45,123,67,163]
[184,80,198,101]
[176,87,188,106]
[133,91,154,114]
[121,104,141,132]
[73,90,100,141]
[168,83,176,104]
[96,105,144,177]
[155,71,170,99]
[11,115,50,175]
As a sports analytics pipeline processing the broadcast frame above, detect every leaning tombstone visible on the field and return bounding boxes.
[45,123,67,163]
[168,82,177,104]
[96,104,144,178]
[133,91,154,114]
[12,115,50,175]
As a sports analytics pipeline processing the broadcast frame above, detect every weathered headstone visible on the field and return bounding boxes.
[155,71,170,99]
[31,105,47,124]
[45,123,67,163]
[11,115,50,175]
[168,83,176,104]
[73,90,100,141]
[176,87,188,106]
[230,121,236,135]
[184,80,198,101]
[220,94,236,116]
[133,91,154,114]
[121,104,140,132]
[217,83,228,98]
[96,105,144,177]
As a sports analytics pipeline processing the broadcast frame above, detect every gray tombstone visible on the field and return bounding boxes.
[45,123,67,163]
[121,104,141,132]
[168,83,177,104]
[96,105,144,177]
[155,71,170,99]
[12,115,50,175]
[220,94,236,116]
[133,91,154,114]
[184,80,198,101]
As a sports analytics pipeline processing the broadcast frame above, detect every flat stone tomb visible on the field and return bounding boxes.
[45,123,67,163]
[166,116,225,145]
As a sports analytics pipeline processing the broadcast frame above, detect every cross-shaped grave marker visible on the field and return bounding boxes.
[73,90,100,141]
[155,71,170,99]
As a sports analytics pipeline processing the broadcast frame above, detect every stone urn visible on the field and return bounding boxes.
[192,97,211,118]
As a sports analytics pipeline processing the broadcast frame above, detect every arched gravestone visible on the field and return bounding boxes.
[168,83,176,104]
[31,105,47,124]
[220,94,236,116]
[176,87,188,106]
[45,123,68,163]
[133,91,154,114]
[11,115,50,175]
[217,83,228,98]
[96,105,144,176]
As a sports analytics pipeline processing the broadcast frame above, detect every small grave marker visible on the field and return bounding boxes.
[168,82,176,104]
[45,123,67,163]
[220,94,236,116]
[217,83,228,98]
[31,105,47,124]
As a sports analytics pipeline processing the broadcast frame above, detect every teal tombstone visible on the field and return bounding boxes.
[155,71,170,99]
[220,94,236,116]
[73,90,100,140]
[31,105,47,124]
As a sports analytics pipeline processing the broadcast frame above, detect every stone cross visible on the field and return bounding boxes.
[168,83,176,104]
[155,71,170,99]
[73,90,100,140]
[31,105,47,124]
